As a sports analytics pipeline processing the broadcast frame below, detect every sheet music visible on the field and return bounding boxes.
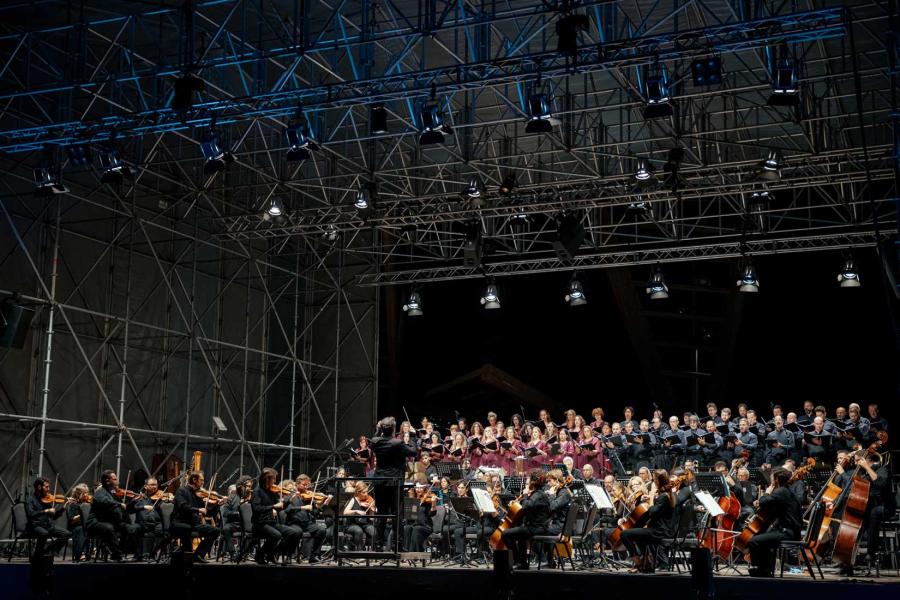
[471,487,497,514]
[694,490,724,517]
[584,483,614,510]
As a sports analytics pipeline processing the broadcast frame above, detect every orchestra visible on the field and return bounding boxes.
[14,401,893,579]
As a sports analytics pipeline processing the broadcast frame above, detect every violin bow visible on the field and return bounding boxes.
[122,470,132,503]
[204,472,218,514]
[52,474,59,505]
[279,465,284,503]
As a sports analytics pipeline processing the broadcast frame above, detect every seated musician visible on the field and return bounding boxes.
[129,477,165,561]
[415,453,439,485]
[67,483,90,562]
[286,474,331,564]
[405,483,436,552]
[342,481,377,549]
[448,481,481,563]
[620,469,678,573]
[86,470,139,561]
[780,459,808,506]
[220,475,253,561]
[732,467,757,524]
[25,477,71,559]
[544,469,573,568]
[747,467,802,577]
[250,468,300,564]
[171,470,221,563]
[500,470,551,571]
[561,456,580,481]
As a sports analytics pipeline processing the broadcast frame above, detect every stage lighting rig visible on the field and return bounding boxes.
[371,103,388,135]
[565,275,587,307]
[402,289,424,317]
[768,45,800,107]
[419,87,453,146]
[758,150,782,181]
[499,174,517,195]
[524,93,560,134]
[838,256,861,288]
[355,181,377,218]
[171,73,205,113]
[33,167,67,196]
[200,130,235,175]
[480,279,501,310]
[737,260,760,293]
[98,147,132,185]
[643,64,673,119]
[646,266,669,300]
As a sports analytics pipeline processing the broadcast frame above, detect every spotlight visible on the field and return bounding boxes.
[768,48,800,107]
[634,157,654,182]
[33,167,68,196]
[480,279,501,310]
[65,144,92,167]
[355,182,377,217]
[643,66,673,119]
[499,174,517,195]
[98,148,132,184]
[285,122,318,162]
[837,256,861,288]
[626,201,650,218]
[524,94,560,134]
[750,189,771,207]
[759,150,782,181]
[646,266,669,300]
[461,177,484,201]
[323,224,339,242]
[200,131,235,174]
[691,56,722,86]
[371,103,388,135]
[419,101,453,146]
[565,276,587,307]
[556,13,589,56]
[171,73,205,113]
[266,198,283,217]
[737,261,760,293]
[402,290,423,317]
[552,212,585,262]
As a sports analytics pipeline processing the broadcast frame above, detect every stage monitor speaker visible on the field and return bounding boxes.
[0,301,35,349]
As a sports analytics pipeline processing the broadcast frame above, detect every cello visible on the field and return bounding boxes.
[734,458,815,561]
[701,454,747,560]
[489,478,533,551]
[831,432,888,568]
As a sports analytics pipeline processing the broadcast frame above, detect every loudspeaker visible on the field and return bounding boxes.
[0,301,35,349]
[552,213,585,262]
[690,547,714,599]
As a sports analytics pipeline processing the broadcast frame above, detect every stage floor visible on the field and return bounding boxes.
[4,559,899,600]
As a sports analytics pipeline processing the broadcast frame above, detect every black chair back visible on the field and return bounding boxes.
[239,502,253,533]
[79,503,91,527]
[561,502,580,537]
[11,503,27,535]
[158,502,174,533]
[804,501,825,545]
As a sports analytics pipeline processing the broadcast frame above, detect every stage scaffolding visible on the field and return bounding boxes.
[0,0,898,533]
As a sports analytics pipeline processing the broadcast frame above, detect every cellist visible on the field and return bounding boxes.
[746,467,803,577]
[500,470,551,571]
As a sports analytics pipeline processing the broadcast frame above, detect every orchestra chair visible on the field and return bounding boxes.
[233,502,259,564]
[5,502,33,561]
[426,505,449,564]
[568,504,597,569]
[154,501,175,562]
[777,501,825,580]
[533,503,579,571]
[873,520,899,576]
[661,501,702,573]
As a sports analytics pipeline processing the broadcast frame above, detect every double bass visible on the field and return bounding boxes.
[805,453,853,558]
[831,432,888,567]
[701,454,747,560]
[734,457,815,560]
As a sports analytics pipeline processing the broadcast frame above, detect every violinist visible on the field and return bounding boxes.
[620,469,678,573]
[747,467,802,577]
[286,474,331,564]
[25,477,71,559]
[220,475,253,561]
[129,477,164,561]
[250,467,301,565]
[67,483,90,562]
[342,481,377,549]
[171,471,221,563]
[500,470,551,571]
[405,483,436,552]
[86,470,138,561]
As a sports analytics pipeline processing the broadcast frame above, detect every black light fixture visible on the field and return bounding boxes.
[768,45,800,106]
[499,173,517,195]
[370,103,388,135]
[737,260,760,293]
[354,181,377,217]
[419,87,453,146]
[65,143,92,167]
[524,93,559,133]
[565,275,587,307]
[200,130,235,174]
[646,266,669,300]
[265,198,283,218]
[480,278,501,310]
[634,157,654,182]
[663,147,685,189]
[98,147,132,184]
[691,56,723,87]
[33,167,67,196]
[837,255,861,288]
[750,189,771,207]
[284,112,319,162]
[758,150,783,181]
[323,224,339,243]
[555,12,589,56]
[402,289,423,317]
[643,64,673,119]
[171,73,205,113]
[461,177,484,201]
[463,221,483,268]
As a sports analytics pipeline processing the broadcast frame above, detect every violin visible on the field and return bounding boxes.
[195,488,227,503]
[149,490,174,502]
[112,488,141,500]
[41,494,68,505]
[299,490,331,504]
[356,492,376,514]
[270,485,295,496]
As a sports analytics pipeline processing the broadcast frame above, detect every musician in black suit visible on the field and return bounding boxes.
[501,470,551,570]
[370,416,418,545]
[747,467,802,577]
[24,477,71,558]
[171,471,221,562]
[620,469,678,573]
[86,470,139,561]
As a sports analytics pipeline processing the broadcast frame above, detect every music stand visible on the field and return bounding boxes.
[467,480,488,491]
[343,461,366,477]
[449,496,483,566]
[504,476,525,496]
[434,462,462,481]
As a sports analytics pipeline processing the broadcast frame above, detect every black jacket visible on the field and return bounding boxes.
[87,487,122,526]
[758,486,802,538]
[286,495,315,527]
[251,486,281,526]
[549,488,572,526]
[131,497,161,527]
[25,494,52,529]
[173,486,204,527]
[647,493,677,538]
[371,436,417,478]
[520,489,551,529]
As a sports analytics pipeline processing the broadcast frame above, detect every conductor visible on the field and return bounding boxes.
[370,416,417,547]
